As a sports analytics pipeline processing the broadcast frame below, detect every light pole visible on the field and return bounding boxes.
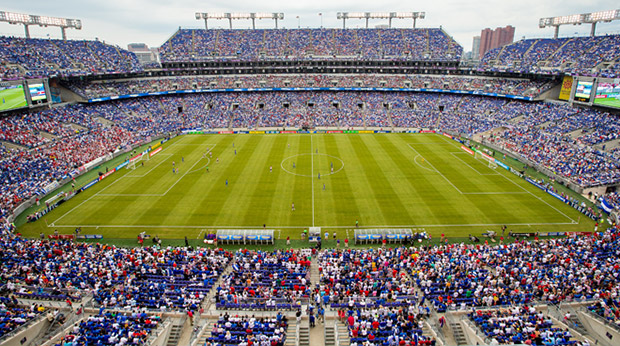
[319,13,323,28]
[296,15,300,29]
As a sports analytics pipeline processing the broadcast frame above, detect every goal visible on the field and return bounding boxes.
[475,151,497,169]
[127,153,148,170]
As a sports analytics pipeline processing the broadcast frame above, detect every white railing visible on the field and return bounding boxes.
[334,320,340,346]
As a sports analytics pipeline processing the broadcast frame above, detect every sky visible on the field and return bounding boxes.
[1,0,619,52]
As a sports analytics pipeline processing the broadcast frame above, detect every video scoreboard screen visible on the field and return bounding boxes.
[28,82,48,103]
[0,83,28,112]
[594,82,620,109]
[574,80,593,103]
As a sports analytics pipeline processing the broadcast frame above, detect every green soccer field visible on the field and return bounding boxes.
[19,133,595,240]
[0,86,28,112]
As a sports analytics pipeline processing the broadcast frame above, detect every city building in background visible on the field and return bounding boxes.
[127,43,159,65]
[478,25,515,59]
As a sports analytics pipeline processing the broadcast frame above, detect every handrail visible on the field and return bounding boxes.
[334,320,340,346]
[295,324,300,346]
[581,306,620,333]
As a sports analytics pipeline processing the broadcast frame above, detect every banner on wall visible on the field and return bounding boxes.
[559,76,573,101]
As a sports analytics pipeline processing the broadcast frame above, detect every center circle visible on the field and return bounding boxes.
[280,153,345,177]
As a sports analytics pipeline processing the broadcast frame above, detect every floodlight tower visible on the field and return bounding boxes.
[539,9,620,38]
[196,12,284,29]
[337,11,425,29]
[0,11,82,39]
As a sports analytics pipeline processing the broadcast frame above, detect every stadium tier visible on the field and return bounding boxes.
[64,74,555,100]
[0,226,618,345]
[0,36,142,80]
[480,35,620,77]
[159,28,463,62]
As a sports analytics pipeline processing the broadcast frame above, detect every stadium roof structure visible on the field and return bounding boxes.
[539,9,620,38]
[0,10,82,40]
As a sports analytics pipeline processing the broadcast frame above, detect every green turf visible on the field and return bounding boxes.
[18,133,596,240]
[0,85,28,112]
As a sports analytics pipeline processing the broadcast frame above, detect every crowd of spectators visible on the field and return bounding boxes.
[159,28,463,63]
[480,34,620,77]
[65,74,555,100]
[0,298,45,339]
[0,222,618,342]
[318,248,418,309]
[207,313,288,346]
[216,249,311,309]
[0,36,142,80]
[587,298,620,327]
[53,312,160,345]
[469,306,579,345]
[339,305,435,346]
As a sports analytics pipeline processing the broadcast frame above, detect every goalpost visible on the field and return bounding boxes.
[474,151,497,169]
[126,153,148,170]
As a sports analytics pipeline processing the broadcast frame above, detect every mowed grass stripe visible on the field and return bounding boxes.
[379,135,442,224]
[241,135,289,226]
[384,135,478,225]
[183,135,246,226]
[159,134,237,226]
[130,136,215,226]
[271,135,311,227]
[346,135,411,225]
[400,135,494,226]
[162,136,234,226]
[210,135,263,226]
[313,135,361,227]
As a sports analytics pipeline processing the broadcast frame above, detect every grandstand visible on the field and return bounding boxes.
[1,7,620,346]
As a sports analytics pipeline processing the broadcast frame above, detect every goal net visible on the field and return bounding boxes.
[474,151,497,169]
[127,153,148,170]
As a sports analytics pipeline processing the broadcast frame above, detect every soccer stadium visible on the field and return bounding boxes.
[0,4,620,346]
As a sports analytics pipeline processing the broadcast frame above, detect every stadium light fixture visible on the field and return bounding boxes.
[539,9,620,38]
[337,11,425,29]
[0,11,81,40]
[196,12,284,29]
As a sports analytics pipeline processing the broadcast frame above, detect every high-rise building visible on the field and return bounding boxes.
[478,25,515,59]
[472,36,481,61]
[127,43,159,65]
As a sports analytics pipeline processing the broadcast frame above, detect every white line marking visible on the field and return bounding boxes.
[52,138,206,223]
[450,152,499,176]
[125,153,173,177]
[407,143,463,194]
[495,169,577,223]
[197,229,205,239]
[280,153,344,177]
[311,135,315,227]
[412,154,437,173]
[49,221,578,229]
[436,134,577,223]
[160,157,204,195]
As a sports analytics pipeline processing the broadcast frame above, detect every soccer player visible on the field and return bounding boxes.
[323,183,325,190]
[172,161,175,167]
[293,162,295,169]
[234,149,237,155]
[181,156,184,163]
[225,179,228,186]
[318,172,320,179]
[270,165,273,173]
[206,166,209,172]
[291,202,295,211]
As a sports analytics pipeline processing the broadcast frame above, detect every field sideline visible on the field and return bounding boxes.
[18,133,595,239]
